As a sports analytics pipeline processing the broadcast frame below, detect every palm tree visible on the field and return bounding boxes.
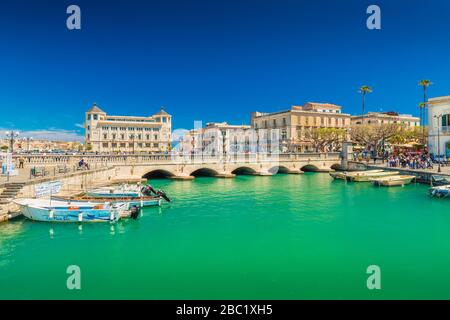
[359,85,373,122]
[418,79,432,144]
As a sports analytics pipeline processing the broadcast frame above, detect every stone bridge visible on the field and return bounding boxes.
[14,152,342,181]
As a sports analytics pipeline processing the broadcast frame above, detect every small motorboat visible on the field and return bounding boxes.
[86,188,140,198]
[330,170,383,180]
[429,185,450,198]
[371,175,416,187]
[431,175,450,187]
[54,195,162,208]
[14,199,128,223]
[349,171,400,182]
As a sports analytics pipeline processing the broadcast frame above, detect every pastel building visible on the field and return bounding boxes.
[84,103,172,153]
[251,102,351,152]
[428,95,450,157]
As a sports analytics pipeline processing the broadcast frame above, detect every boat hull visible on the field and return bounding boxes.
[21,205,120,223]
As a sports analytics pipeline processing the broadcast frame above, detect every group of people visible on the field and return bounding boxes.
[387,153,434,170]
[78,158,90,170]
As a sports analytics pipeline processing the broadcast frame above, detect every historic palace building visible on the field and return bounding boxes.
[351,112,420,127]
[251,102,351,152]
[84,103,172,153]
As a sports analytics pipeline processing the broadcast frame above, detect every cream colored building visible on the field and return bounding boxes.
[179,122,252,155]
[351,112,419,127]
[84,103,172,153]
[428,95,450,157]
[251,102,351,152]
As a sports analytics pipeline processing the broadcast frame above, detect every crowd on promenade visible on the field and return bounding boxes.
[386,154,435,169]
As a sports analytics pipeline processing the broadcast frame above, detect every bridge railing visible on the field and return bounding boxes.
[13,152,340,166]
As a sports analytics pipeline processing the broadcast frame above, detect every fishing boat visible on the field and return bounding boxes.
[330,170,384,180]
[371,175,416,187]
[14,199,128,223]
[86,187,141,198]
[53,195,162,208]
[349,171,399,182]
[429,185,450,198]
[431,175,450,187]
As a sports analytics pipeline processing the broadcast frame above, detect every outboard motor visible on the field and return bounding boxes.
[157,190,171,202]
[141,185,158,196]
[130,205,141,220]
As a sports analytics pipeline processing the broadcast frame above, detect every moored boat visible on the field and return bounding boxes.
[53,195,162,208]
[429,185,450,198]
[349,171,399,182]
[330,170,384,180]
[371,175,416,187]
[14,199,127,223]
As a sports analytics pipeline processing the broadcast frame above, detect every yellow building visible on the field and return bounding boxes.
[251,102,351,152]
[84,103,172,153]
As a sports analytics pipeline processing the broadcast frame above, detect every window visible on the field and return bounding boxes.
[129,127,135,131]
[153,143,159,148]
[282,118,286,126]
[162,117,167,123]
[103,134,107,139]
[102,143,108,148]
[121,134,125,140]
[281,129,287,140]
[146,135,150,140]
[273,119,276,127]
[87,125,90,130]
[87,114,92,120]
[93,114,98,120]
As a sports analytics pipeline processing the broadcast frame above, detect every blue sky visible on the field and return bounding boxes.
[1,0,450,141]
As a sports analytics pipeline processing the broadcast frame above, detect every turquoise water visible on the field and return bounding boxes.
[0,173,449,299]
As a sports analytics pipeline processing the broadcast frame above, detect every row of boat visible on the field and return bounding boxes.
[14,184,171,223]
[331,169,450,199]
[330,170,416,186]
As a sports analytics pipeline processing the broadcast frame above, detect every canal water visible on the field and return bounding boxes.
[0,173,449,299]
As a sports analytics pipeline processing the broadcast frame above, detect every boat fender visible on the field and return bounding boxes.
[78,213,83,222]
[110,212,115,221]
[49,210,54,219]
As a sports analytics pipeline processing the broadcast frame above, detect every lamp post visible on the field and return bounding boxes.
[434,114,442,173]
[23,136,33,153]
[5,131,20,153]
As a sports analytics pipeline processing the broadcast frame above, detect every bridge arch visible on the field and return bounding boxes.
[330,163,343,171]
[232,166,257,175]
[190,168,219,177]
[142,169,175,179]
[268,165,290,174]
[300,164,320,172]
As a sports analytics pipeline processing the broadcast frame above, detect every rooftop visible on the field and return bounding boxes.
[86,103,105,114]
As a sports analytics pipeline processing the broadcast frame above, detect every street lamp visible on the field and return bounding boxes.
[434,114,443,173]
[23,136,33,153]
[5,131,20,153]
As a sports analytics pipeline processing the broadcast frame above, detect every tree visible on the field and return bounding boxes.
[359,85,373,120]
[351,124,400,155]
[418,79,432,142]
[304,128,346,152]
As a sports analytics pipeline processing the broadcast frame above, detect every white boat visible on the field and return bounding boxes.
[371,175,416,187]
[86,188,140,198]
[330,170,383,180]
[349,171,400,182]
[14,199,127,223]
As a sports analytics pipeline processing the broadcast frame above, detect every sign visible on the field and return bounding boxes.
[35,181,62,198]
[1,152,17,176]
